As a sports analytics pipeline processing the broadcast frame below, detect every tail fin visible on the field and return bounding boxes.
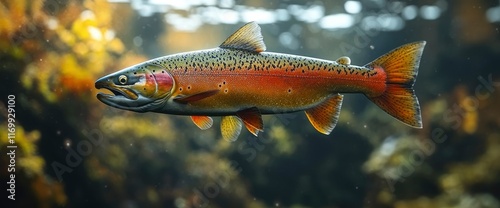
[365,41,426,128]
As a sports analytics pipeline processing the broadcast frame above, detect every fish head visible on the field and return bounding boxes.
[95,62,174,112]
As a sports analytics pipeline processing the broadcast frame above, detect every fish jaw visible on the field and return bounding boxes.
[95,63,174,112]
[95,76,157,112]
[95,76,138,100]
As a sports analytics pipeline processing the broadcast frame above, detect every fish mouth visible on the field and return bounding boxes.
[95,78,161,112]
[95,80,139,105]
[96,86,137,100]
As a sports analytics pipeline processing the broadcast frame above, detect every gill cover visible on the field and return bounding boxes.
[95,63,174,112]
[140,64,175,99]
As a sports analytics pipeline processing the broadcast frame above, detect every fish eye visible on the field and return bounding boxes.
[118,75,128,85]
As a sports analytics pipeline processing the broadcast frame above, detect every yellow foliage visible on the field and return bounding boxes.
[99,115,177,141]
[186,152,240,179]
[440,134,500,192]
[0,120,63,207]
[59,54,95,94]
[32,175,67,206]
[453,85,479,134]
[0,123,43,176]
[12,0,125,103]
[0,0,28,38]
[85,144,128,186]
[269,125,296,155]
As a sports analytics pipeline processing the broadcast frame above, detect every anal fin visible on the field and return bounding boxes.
[236,107,263,136]
[305,94,344,135]
[220,116,243,142]
[191,116,213,130]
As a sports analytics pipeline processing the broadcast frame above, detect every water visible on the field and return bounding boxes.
[1,0,500,207]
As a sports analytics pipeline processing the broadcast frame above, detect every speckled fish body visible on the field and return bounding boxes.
[145,49,384,115]
[95,22,426,141]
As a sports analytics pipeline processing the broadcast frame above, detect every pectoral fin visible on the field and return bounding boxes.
[220,116,243,142]
[173,90,219,104]
[305,94,344,135]
[191,116,213,130]
[236,107,263,136]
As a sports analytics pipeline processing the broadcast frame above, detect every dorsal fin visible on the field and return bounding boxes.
[305,94,343,135]
[219,22,266,53]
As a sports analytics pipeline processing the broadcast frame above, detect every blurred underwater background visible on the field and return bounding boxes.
[1,0,500,207]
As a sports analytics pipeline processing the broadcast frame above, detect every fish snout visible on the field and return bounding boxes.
[95,74,139,101]
[95,76,110,89]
